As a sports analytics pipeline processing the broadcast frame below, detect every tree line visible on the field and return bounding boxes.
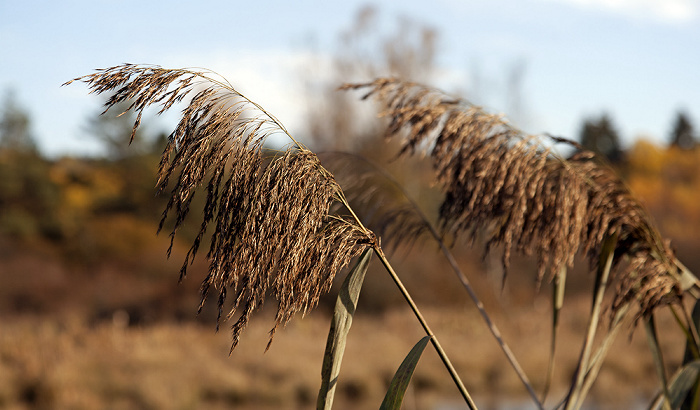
[579,110,697,163]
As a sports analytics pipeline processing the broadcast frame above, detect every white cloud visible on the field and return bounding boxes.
[542,0,699,23]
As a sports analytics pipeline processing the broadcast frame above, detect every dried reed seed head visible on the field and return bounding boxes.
[195,137,373,351]
[613,250,682,319]
[69,64,374,350]
[345,78,683,315]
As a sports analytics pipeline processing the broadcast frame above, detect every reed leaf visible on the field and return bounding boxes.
[380,336,432,410]
[679,300,700,409]
[318,248,373,410]
[649,360,700,410]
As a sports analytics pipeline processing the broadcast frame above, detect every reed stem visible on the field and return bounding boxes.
[373,245,478,409]
[565,232,618,410]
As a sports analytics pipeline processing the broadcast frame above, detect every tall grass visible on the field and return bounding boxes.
[67,64,700,409]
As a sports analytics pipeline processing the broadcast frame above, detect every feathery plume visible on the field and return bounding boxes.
[66,64,374,349]
[343,78,686,316]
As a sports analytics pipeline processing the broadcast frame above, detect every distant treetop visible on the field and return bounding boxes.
[579,113,623,163]
[669,110,696,150]
[0,90,37,154]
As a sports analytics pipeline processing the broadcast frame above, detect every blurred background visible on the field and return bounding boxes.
[1,1,699,409]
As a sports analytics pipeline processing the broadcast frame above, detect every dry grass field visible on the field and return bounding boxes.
[0,297,685,409]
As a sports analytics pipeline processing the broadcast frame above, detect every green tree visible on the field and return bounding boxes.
[0,90,37,154]
[579,113,623,163]
[0,90,60,239]
[669,110,696,150]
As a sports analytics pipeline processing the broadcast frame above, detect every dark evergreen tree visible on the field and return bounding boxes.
[579,113,623,163]
[669,110,696,149]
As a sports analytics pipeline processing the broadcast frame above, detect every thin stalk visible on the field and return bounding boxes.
[373,245,478,410]
[577,303,629,404]
[332,190,476,409]
[673,304,700,360]
[543,267,567,405]
[565,231,618,410]
[198,70,307,151]
[433,230,541,408]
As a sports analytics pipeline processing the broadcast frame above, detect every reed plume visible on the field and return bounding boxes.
[65,64,374,349]
[342,78,688,317]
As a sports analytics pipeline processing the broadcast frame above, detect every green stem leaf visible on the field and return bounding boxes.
[380,336,432,410]
[317,248,372,410]
[649,360,700,410]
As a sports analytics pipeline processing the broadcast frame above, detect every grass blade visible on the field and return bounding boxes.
[380,336,432,410]
[673,361,700,410]
[681,300,700,363]
[317,248,373,410]
[649,360,700,410]
[680,300,700,410]
[646,314,671,410]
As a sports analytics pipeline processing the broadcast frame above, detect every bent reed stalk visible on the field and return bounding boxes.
[66,64,475,407]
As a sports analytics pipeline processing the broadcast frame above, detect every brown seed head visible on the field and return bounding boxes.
[67,64,374,350]
[343,78,685,317]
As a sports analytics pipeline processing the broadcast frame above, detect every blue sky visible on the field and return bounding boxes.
[1,0,699,156]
